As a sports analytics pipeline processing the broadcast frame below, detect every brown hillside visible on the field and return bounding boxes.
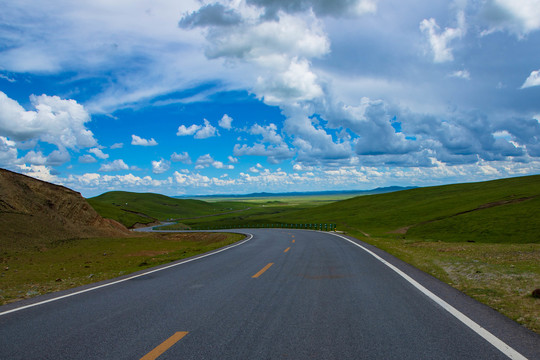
[0,168,129,249]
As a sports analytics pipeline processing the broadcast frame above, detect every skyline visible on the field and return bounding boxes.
[1,0,539,197]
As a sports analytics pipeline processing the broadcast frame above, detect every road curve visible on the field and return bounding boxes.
[0,229,538,359]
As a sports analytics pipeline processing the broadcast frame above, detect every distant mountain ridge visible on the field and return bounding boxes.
[175,186,417,199]
[0,168,129,248]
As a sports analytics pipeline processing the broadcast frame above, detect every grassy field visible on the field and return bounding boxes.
[272,175,540,243]
[0,232,245,305]
[88,191,249,228]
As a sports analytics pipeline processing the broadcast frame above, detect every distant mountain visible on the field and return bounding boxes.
[176,186,418,199]
[0,168,129,249]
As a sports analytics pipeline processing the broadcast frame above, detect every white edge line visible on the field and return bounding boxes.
[0,233,254,317]
[330,232,528,360]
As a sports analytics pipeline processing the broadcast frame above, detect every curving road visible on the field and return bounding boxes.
[0,229,538,359]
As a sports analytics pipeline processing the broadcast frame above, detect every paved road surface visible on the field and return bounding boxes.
[1,229,538,359]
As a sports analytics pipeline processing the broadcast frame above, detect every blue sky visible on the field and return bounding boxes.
[1,0,539,197]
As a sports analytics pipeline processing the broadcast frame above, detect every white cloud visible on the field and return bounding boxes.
[79,154,97,163]
[482,0,540,35]
[16,164,59,183]
[228,155,238,163]
[195,154,234,169]
[521,69,540,88]
[152,158,171,174]
[250,123,284,144]
[131,134,158,146]
[177,119,219,139]
[449,70,471,80]
[0,74,16,83]
[177,124,201,136]
[194,119,219,139]
[420,11,466,63]
[234,142,295,163]
[67,173,173,192]
[173,171,212,187]
[171,151,192,164]
[110,142,123,149]
[219,114,233,129]
[0,91,97,149]
[246,0,377,19]
[255,57,323,104]
[99,159,129,172]
[46,149,71,166]
[0,136,18,166]
[89,147,109,159]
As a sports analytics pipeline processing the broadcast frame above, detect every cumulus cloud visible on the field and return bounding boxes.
[420,11,466,63]
[79,154,97,163]
[0,136,18,166]
[16,164,59,183]
[482,0,540,35]
[131,134,158,146]
[152,158,171,174]
[219,114,233,129]
[46,149,71,166]
[521,69,540,88]
[228,155,238,163]
[89,147,109,159]
[284,110,352,164]
[234,142,295,163]
[194,119,219,139]
[195,154,234,169]
[177,119,219,139]
[110,143,123,149]
[99,159,129,172]
[255,57,323,104]
[67,173,173,193]
[171,151,192,164]
[246,0,377,19]
[179,3,243,28]
[0,91,97,149]
[249,123,284,144]
[176,124,201,136]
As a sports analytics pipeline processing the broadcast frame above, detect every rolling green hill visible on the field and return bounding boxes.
[275,175,540,243]
[87,191,248,228]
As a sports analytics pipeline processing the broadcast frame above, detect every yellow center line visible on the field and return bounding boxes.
[284,247,291,253]
[140,332,188,360]
[252,263,274,278]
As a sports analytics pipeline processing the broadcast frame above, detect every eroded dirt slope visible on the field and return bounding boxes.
[0,168,129,248]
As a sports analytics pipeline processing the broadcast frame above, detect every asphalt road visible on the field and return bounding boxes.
[0,229,538,359]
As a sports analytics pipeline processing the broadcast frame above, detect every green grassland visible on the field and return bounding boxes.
[0,232,244,305]
[273,174,540,243]
[88,191,250,228]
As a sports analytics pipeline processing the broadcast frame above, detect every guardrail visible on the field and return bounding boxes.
[188,223,337,231]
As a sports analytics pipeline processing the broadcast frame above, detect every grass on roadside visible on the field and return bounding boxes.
[0,232,245,305]
[347,231,540,334]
